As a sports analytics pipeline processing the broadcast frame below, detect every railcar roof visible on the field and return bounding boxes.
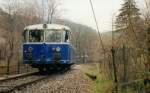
[24,24,71,31]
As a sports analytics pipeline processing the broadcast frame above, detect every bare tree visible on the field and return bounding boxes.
[46,0,59,23]
[144,0,150,26]
[0,0,20,74]
[18,0,59,24]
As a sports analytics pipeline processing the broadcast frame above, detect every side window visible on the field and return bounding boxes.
[65,30,69,42]
[23,30,27,43]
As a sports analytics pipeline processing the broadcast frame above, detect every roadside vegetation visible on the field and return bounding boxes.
[81,0,150,92]
[81,64,145,93]
[80,64,114,93]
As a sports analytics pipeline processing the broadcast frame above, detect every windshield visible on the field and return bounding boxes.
[29,30,44,42]
[24,29,69,43]
[45,30,64,42]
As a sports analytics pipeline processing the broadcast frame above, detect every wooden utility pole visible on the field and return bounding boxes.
[111,12,118,93]
[111,47,118,93]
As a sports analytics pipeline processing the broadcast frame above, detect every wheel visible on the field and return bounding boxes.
[62,64,71,71]
[57,66,62,71]
[38,67,44,72]
[46,67,54,72]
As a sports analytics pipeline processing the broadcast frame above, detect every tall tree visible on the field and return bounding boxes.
[114,0,145,84]
[46,0,59,24]
[115,0,146,48]
[115,0,141,31]
[0,0,18,74]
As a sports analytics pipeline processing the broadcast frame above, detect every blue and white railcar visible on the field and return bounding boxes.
[23,24,75,71]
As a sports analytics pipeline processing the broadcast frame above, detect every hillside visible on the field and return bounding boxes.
[0,8,100,65]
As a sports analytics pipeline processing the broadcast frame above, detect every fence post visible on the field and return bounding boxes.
[145,26,150,93]
[6,59,10,75]
[147,27,150,72]
[26,64,29,72]
[144,77,150,93]
[17,50,21,74]
[17,60,20,74]
[123,45,127,93]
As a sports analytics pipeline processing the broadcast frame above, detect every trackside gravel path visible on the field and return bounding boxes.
[13,65,91,93]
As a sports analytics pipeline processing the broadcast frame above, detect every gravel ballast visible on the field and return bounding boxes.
[13,66,91,93]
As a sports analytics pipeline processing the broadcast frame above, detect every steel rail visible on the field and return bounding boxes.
[0,67,72,93]
[0,72,38,82]
[0,76,49,93]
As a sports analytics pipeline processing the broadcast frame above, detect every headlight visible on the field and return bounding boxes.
[52,48,55,51]
[56,47,61,52]
[28,47,33,52]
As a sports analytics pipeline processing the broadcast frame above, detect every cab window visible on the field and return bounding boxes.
[29,30,44,42]
[45,30,64,42]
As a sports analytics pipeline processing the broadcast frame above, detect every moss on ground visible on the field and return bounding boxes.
[80,64,138,93]
[80,64,114,93]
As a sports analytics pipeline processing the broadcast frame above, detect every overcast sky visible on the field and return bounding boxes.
[60,0,123,32]
[60,0,146,32]
[0,0,147,32]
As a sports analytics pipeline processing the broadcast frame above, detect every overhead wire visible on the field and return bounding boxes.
[89,0,105,52]
[114,28,132,48]
[114,29,126,45]
[42,0,45,23]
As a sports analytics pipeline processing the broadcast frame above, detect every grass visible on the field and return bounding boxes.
[80,64,139,93]
[92,79,114,93]
[80,64,114,93]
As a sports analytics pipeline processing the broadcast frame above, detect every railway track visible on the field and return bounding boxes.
[0,72,38,82]
[0,68,72,93]
[0,72,48,93]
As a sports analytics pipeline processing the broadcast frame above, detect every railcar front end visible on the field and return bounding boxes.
[23,24,75,71]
